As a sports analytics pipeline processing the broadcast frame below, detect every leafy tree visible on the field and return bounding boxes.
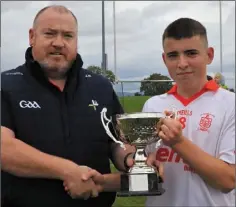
[134,92,141,96]
[140,73,172,96]
[87,65,116,84]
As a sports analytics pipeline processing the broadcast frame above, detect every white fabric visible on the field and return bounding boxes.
[144,88,235,207]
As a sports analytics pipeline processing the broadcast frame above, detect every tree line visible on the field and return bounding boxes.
[87,65,172,96]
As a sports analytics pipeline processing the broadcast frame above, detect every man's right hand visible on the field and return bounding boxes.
[62,165,101,200]
[1,127,102,200]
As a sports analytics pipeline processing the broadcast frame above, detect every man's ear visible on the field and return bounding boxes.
[206,47,214,65]
[29,28,35,47]
[162,53,166,65]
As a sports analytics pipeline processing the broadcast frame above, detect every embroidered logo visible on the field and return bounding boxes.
[19,100,41,109]
[88,100,99,111]
[198,113,214,132]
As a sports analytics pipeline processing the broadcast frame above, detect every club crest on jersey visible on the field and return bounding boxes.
[198,113,214,132]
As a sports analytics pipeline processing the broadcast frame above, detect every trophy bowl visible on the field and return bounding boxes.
[101,108,165,197]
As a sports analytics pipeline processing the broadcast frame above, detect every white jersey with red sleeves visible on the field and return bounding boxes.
[144,80,235,207]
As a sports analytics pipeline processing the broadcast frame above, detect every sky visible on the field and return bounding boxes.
[1,1,235,92]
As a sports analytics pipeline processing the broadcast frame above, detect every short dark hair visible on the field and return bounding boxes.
[207,75,213,81]
[162,18,208,46]
[33,5,78,28]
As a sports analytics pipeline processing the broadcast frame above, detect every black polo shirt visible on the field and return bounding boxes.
[1,47,123,207]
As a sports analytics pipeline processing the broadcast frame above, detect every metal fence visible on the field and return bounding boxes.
[113,79,174,111]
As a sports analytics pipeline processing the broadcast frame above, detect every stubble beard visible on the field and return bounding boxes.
[38,60,73,80]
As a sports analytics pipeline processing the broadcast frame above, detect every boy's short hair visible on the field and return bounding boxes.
[162,18,208,46]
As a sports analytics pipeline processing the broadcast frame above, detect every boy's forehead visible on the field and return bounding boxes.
[163,36,202,51]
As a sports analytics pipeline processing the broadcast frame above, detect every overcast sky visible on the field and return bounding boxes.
[1,1,235,91]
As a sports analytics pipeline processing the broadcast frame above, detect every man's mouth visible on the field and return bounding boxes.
[177,72,193,75]
[49,52,63,56]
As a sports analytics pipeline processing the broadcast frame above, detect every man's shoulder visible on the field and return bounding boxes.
[216,88,235,103]
[143,93,173,111]
[145,93,172,104]
[1,65,26,89]
[80,68,113,87]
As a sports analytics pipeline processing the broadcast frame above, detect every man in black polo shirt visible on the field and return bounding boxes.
[1,5,135,207]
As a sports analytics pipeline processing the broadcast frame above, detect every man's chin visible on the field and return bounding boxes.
[41,66,70,79]
[45,70,68,80]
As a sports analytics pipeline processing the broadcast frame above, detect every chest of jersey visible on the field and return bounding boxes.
[7,81,114,165]
[147,92,226,157]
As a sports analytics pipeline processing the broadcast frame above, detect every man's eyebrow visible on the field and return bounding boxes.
[166,51,178,56]
[43,28,75,33]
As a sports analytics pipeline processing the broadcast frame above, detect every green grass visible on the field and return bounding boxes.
[111,96,150,206]
[119,96,150,113]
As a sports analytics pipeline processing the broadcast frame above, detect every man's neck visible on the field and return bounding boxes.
[49,79,66,92]
[176,80,208,98]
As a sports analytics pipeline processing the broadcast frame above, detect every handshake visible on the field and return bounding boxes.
[62,165,105,200]
[62,152,163,200]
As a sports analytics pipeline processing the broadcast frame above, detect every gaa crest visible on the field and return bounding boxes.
[198,113,214,132]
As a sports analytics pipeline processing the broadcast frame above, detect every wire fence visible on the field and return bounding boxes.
[113,78,235,111]
[114,78,235,97]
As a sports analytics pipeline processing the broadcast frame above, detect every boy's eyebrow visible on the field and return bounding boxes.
[184,49,199,53]
[167,49,199,56]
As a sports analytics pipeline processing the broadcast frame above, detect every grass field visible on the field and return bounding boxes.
[119,96,151,113]
[112,96,150,207]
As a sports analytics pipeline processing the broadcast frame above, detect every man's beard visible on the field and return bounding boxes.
[38,61,73,80]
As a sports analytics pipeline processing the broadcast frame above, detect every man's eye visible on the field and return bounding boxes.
[45,32,54,35]
[187,51,198,56]
[64,34,73,38]
[168,54,177,58]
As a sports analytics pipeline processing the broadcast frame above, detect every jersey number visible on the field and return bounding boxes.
[179,117,187,129]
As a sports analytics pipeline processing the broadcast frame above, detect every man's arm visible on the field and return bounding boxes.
[102,173,121,191]
[172,138,235,193]
[108,89,136,172]
[81,170,121,192]
[110,142,136,172]
[159,109,235,193]
[1,126,78,180]
[2,126,103,199]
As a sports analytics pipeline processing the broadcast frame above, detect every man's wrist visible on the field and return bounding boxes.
[171,136,186,150]
[124,152,135,171]
[102,173,121,192]
[53,159,78,180]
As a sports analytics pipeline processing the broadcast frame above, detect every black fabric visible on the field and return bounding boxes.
[1,90,15,131]
[1,47,123,207]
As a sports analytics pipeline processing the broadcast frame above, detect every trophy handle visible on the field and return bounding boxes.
[101,108,126,149]
[155,107,178,149]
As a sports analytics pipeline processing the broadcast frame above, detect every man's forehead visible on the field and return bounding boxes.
[163,36,204,51]
[34,9,77,30]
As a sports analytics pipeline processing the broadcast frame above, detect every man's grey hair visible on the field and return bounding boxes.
[33,5,78,29]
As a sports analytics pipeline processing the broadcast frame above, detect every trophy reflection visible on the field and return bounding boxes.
[101,108,165,197]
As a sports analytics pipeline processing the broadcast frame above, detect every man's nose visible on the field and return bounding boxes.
[52,35,65,48]
[177,55,188,70]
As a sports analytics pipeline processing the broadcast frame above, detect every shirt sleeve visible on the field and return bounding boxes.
[108,90,124,159]
[1,90,15,131]
[218,106,235,164]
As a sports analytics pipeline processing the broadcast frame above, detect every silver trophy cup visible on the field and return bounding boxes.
[101,108,165,197]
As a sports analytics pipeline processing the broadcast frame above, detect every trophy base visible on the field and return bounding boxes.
[117,172,165,197]
[117,189,164,197]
